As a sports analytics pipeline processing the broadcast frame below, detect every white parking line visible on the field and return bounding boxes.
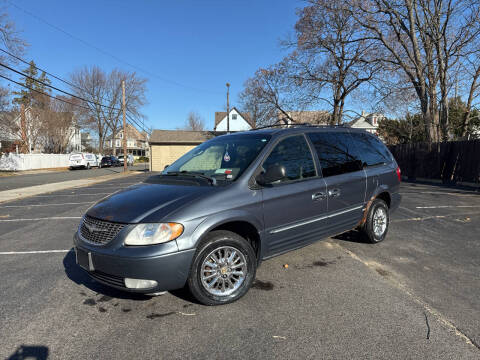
[0,216,82,222]
[0,250,70,255]
[1,202,94,208]
[416,205,480,209]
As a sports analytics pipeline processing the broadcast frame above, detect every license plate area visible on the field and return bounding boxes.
[76,247,94,271]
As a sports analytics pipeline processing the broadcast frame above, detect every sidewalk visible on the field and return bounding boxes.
[0,171,143,204]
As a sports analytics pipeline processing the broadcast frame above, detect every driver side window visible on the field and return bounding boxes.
[262,135,316,183]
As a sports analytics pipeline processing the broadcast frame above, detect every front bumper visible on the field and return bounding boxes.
[73,232,195,293]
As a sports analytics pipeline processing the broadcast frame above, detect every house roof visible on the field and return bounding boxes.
[214,107,255,129]
[150,130,224,145]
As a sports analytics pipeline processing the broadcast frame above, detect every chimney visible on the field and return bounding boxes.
[361,110,365,117]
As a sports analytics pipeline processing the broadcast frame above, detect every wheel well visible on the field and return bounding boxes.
[377,191,391,208]
[210,221,261,260]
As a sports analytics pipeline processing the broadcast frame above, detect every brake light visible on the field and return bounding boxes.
[396,167,401,182]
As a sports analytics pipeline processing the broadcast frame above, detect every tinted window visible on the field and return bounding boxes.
[262,135,316,182]
[349,132,391,167]
[308,132,363,177]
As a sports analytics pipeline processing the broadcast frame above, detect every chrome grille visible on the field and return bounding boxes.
[79,215,126,245]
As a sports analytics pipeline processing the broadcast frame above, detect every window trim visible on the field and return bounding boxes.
[254,133,320,187]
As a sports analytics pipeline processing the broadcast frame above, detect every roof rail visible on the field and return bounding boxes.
[250,122,349,131]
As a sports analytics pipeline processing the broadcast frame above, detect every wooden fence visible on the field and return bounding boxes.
[389,140,480,184]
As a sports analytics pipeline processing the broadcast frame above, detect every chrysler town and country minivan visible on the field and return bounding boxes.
[74,126,401,305]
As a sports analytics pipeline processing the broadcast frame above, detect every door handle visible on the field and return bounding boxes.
[328,188,341,197]
[312,192,326,201]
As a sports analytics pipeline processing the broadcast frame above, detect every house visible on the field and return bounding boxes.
[348,111,384,134]
[278,110,331,126]
[7,107,80,153]
[149,130,220,171]
[214,107,254,131]
[105,123,149,158]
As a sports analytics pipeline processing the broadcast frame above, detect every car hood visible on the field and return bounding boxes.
[86,183,214,223]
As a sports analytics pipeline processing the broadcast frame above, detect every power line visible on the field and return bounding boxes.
[0,73,91,111]
[0,47,85,94]
[7,0,223,95]
[1,73,148,133]
[0,61,122,111]
[0,47,118,107]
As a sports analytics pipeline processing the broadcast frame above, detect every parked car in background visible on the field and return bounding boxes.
[99,155,120,168]
[118,154,134,166]
[69,153,99,170]
[74,127,401,305]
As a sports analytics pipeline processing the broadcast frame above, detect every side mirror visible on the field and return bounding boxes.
[256,164,286,185]
[164,164,169,170]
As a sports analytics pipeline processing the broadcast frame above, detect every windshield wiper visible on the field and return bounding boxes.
[163,171,217,186]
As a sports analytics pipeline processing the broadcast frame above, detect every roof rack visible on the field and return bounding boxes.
[250,123,349,131]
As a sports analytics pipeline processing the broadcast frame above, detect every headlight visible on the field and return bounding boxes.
[124,223,184,246]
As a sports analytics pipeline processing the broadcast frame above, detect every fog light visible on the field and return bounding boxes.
[124,278,158,289]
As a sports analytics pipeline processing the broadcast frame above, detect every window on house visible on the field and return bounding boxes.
[232,114,237,120]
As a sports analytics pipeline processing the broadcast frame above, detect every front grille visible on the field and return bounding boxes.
[90,271,126,288]
[79,215,126,245]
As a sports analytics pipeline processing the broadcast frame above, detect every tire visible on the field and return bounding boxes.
[187,230,257,306]
[361,198,389,243]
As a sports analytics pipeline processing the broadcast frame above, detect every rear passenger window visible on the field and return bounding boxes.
[349,132,391,167]
[262,135,316,182]
[308,132,363,177]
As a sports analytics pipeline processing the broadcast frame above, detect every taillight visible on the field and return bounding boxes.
[396,167,401,182]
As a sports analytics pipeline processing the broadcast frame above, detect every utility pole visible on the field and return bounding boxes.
[226,82,230,133]
[122,80,127,173]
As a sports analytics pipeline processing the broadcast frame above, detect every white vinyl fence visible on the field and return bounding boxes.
[0,153,71,171]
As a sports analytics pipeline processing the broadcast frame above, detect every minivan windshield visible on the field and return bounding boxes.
[163,133,271,182]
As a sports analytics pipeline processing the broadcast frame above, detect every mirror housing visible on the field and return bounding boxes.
[256,164,286,185]
[164,164,169,170]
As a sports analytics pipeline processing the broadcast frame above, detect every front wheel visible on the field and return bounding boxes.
[188,230,257,306]
[362,198,389,243]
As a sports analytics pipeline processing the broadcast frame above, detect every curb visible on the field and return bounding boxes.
[0,171,144,204]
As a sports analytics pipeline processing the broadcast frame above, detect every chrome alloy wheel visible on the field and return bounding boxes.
[200,246,247,296]
[373,207,387,237]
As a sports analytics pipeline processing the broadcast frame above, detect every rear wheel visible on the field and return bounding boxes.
[188,230,256,306]
[362,198,389,243]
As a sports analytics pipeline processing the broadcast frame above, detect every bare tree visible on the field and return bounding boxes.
[41,96,77,153]
[183,111,205,131]
[238,65,305,127]
[349,0,480,142]
[70,66,147,154]
[287,0,381,124]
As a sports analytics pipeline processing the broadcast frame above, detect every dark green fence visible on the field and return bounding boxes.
[388,140,480,184]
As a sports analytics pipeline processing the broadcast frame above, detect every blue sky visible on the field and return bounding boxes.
[6,0,304,131]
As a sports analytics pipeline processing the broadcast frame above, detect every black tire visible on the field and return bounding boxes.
[361,198,389,243]
[188,230,257,306]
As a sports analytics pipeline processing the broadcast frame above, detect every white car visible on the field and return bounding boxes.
[117,154,134,166]
[69,153,99,170]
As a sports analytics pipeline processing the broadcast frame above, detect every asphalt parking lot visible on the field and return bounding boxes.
[0,164,148,192]
[0,176,479,359]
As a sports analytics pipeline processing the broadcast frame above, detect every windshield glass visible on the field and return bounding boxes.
[163,133,271,182]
